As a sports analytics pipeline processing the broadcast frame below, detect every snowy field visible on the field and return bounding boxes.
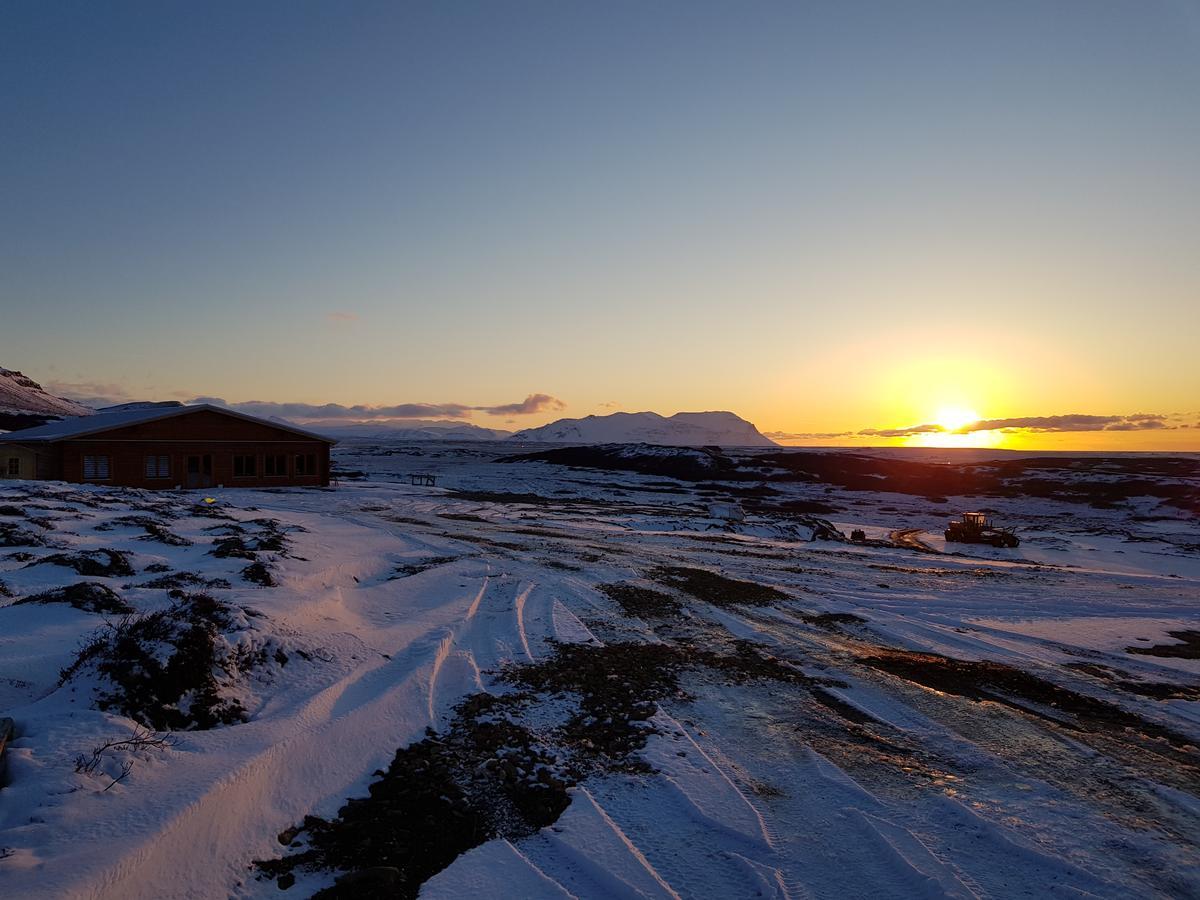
[1,441,1198,899]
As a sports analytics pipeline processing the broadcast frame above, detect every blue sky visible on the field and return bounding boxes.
[2,2,1198,445]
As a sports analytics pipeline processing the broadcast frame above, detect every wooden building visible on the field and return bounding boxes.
[0,404,335,489]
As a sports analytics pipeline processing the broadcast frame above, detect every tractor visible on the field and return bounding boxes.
[944,511,1019,548]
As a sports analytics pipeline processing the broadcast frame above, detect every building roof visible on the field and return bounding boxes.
[0,403,336,444]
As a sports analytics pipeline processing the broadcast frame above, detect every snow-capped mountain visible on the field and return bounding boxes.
[509,411,778,447]
[0,368,93,429]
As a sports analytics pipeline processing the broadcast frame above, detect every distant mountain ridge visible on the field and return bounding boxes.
[0,368,93,430]
[510,411,778,447]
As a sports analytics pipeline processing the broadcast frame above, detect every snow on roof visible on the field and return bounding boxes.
[0,403,336,444]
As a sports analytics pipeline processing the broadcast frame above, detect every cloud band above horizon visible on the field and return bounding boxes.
[187,393,566,422]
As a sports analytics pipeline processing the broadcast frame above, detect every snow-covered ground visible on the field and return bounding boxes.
[1,441,1198,898]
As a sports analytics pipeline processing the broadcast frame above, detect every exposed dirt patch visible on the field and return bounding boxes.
[809,686,880,725]
[255,692,571,899]
[14,582,133,615]
[1127,631,1200,660]
[1064,662,1200,701]
[257,634,852,896]
[30,549,134,577]
[647,565,788,607]
[597,582,682,618]
[860,648,1200,755]
[800,612,867,628]
[503,639,827,768]
[1115,680,1200,701]
[501,642,684,770]
[390,556,459,579]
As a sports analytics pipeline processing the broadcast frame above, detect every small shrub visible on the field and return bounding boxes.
[14,582,133,614]
[58,593,259,730]
[29,549,134,577]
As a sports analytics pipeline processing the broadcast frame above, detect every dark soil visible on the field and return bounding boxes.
[1127,631,1200,660]
[503,639,825,767]
[810,686,880,725]
[1114,680,1200,701]
[1064,662,1200,701]
[800,612,867,628]
[256,692,571,899]
[59,593,252,730]
[505,447,1200,513]
[501,641,685,769]
[501,445,745,482]
[14,582,133,615]
[390,557,459,579]
[860,648,1200,754]
[30,549,134,577]
[647,565,788,607]
[258,634,835,897]
[597,582,682,618]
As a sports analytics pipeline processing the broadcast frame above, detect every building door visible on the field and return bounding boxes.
[186,454,213,488]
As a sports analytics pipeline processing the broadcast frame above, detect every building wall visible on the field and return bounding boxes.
[5,410,332,489]
[58,439,330,489]
[0,444,53,481]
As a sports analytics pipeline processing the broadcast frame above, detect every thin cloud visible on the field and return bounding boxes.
[194,398,474,420]
[189,393,566,422]
[326,311,358,323]
[958,414,1173,433]
[47,380,139,408]
[765,431,854,441]
[859,423,946,438]
[476,394,565,416]
[849,412,1180,438]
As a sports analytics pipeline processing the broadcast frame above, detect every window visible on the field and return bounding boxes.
[264,454,288,477]
[6,458,18,477]
[83,455,111,480]
[144,455,170,479]
[233,455,257,477]
[294,453,316,476]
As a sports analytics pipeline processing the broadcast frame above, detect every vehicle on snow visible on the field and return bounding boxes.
[944,511,1019,548]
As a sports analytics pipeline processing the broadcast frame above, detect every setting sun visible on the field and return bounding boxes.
[933,406,980,433]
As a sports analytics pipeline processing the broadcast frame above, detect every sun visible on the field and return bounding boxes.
[933,406,980,434]
[905,405,998,448]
